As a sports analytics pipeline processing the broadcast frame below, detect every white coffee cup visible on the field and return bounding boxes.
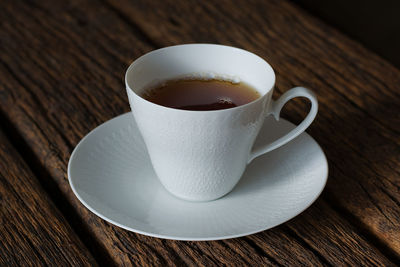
[125,44,318,201]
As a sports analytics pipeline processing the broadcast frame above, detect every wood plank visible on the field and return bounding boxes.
[0,129,97,266]
[0,0,398,265]
[103,0,400,258]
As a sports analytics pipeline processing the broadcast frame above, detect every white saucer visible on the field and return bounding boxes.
[68,112,328,241]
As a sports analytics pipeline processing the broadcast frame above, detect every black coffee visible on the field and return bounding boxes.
[142,79,260,111]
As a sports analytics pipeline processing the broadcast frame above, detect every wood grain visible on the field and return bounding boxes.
[0,129,97,266]
[0,0,399,265]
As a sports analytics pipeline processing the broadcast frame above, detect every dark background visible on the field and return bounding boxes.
[293,0,400,68]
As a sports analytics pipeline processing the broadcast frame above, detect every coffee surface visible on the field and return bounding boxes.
[142,79,260,111]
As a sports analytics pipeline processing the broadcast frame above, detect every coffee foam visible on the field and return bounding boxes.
[141,73,242,93]
[181,72,241,84]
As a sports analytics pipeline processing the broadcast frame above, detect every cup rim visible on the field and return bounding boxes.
[125,43,276,113]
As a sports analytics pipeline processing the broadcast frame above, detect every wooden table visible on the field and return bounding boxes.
[1,0,399,265]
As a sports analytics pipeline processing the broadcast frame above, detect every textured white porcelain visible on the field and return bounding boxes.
[125,44,318,201]
[68,113,328,241]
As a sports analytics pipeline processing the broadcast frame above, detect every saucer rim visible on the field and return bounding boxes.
[68,112,328,241]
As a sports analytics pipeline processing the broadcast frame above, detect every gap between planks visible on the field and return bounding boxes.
[0,110,118,267]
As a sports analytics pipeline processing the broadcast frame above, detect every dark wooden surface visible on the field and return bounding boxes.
[0,0,399,266]
[0,130,97,266]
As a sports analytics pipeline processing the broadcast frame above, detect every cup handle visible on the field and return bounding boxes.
[248,87,318,163]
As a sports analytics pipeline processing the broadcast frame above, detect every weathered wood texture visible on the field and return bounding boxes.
[0,130,97,266]
[0,0,399,265]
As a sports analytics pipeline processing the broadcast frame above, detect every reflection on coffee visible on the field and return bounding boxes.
[142,79,260,111]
